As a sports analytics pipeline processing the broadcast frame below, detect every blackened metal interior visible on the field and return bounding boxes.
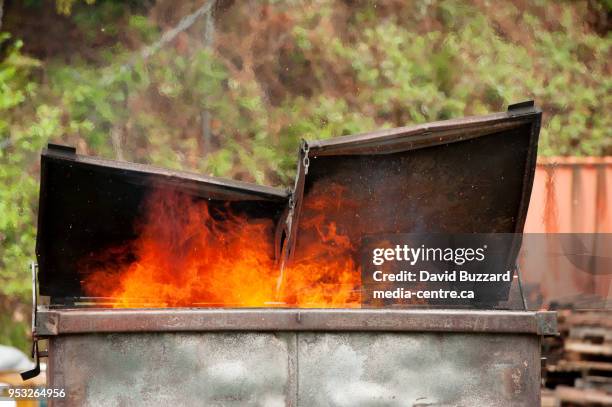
[289,109,541,304]
[36,148,289,303]
[300,124,534,234]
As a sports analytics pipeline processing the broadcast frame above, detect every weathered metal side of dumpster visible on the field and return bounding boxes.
[37,309,557,407]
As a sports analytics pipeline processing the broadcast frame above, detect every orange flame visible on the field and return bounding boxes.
[82,184,361,308]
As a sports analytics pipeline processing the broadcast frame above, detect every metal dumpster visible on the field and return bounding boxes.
[27,101,556,406]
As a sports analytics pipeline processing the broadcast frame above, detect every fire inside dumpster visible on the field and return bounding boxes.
[36,102,542,309]
[81,185,360,308]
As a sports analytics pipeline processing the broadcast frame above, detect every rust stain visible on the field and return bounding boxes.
[543,164,558,233]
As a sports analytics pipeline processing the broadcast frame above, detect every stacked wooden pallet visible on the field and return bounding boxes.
[542,310,612,406]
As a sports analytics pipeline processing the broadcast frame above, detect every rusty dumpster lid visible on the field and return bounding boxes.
[285,101,542,304]
[36,145,289,301]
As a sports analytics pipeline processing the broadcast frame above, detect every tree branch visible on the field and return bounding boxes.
[140,0,215,60]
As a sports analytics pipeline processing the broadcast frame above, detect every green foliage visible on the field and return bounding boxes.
[0,313,29,353]
[282,0,610,157]
[55,0,96,16]
[0,35,53,299]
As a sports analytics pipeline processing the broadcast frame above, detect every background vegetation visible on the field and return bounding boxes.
[0,0,610,352]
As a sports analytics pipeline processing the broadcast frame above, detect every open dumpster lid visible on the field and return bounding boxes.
[284,101,541,304]
[36,145,290,302]
[35,101,541,307]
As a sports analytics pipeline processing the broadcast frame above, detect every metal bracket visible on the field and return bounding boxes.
[21,262,45,381]
[47,143,76,154]
[507,100,537,117]
[30,262,37,336]
[20,341,41,381]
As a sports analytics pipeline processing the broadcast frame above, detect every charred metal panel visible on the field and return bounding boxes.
[36,146,289,302]
[286,105,542,304]
[299,124,536,235]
